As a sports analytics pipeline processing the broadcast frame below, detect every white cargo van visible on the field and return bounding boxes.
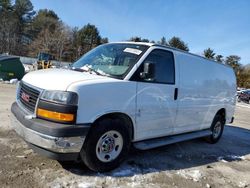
[11,42,236,172]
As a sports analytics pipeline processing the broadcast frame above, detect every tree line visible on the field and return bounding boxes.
[0,0,108,61]
[0,0,249,87]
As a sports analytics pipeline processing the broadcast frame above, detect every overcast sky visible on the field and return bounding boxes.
[32,0,250,65]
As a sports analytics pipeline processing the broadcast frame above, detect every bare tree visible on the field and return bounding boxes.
[29,23,70,60]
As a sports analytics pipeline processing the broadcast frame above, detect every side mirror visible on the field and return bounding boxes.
[140,62,155,79]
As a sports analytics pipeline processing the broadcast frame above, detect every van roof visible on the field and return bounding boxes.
[111,41,209,59]
[110,42,232,69]
[110,41,155,46]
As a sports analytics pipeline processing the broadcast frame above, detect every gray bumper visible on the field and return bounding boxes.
[11,112,85,153]
[10,102,90,156]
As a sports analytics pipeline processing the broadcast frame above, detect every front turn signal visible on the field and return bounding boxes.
[37,108,74,122]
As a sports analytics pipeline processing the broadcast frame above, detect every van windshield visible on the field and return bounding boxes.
[72,43,149,79]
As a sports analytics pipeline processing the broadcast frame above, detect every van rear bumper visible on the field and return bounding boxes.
[11,102,90,160]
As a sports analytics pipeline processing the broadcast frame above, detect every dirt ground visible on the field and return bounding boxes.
[0,83,250,188]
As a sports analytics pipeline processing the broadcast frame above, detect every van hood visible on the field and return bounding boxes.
[22,68,109,90]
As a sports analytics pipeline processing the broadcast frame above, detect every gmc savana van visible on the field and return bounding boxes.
[11,42,236,172]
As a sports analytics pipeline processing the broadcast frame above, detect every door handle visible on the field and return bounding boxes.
[174,88,178,100]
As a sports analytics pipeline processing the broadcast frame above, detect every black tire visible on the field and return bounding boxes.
[205,114,225,144]
[80,118,130,172]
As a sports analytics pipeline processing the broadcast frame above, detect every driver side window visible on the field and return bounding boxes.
[131,49,175,84]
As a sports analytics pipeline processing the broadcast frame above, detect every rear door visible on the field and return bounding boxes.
[132,48,178,141]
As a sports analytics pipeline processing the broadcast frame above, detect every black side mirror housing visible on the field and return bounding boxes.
[140,62,155,79]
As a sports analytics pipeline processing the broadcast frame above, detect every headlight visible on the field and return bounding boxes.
[40,90,78,105]
[37,90,78,123]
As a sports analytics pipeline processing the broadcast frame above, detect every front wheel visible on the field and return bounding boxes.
[80,118,130,172]
[205,115,225,144]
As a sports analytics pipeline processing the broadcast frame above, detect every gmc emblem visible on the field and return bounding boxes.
[21,92,30,102]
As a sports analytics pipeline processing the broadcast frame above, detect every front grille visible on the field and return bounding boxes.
[19,82,40,113]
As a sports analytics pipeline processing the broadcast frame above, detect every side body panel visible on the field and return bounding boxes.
[174,51,236,134]
[67,80,137,134]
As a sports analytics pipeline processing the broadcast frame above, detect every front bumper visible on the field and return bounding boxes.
[11,102,90,160]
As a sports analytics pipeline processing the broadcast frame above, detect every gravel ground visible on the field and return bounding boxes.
[0,83,250,188]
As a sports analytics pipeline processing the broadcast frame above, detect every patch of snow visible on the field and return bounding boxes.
[105,176,119,184]
[237,103,250,109]
[217,155,245,163]
[238,181,248,188]
[78,182,95,188]
[217,156,228,163]
[9,78,18,84]
[230,155,245,160]
[176,169,202,182]
[129,181,141,187]
[16,155,27,158]
[112,169,134,177]
[49,182,61,188]
[131,172,157,183]
[186,170,202,182]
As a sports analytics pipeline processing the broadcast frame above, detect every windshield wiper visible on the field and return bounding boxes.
[71,66,102,76]
[85,66,102,75]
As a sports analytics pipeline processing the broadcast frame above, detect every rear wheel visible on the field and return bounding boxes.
[80,118,130,172]
[205,115,225,144]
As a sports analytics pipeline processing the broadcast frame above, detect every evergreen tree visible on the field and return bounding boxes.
[168,36,189,51]
[159,36,167,45]
[128,36,150,42]
[215,54,223,63]
[203,48,215,59]
[77,23,101,55]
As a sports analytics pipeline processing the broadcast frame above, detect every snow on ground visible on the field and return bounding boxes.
[217,155,246,163]
[237,103,250,109]
[176,169,203,182]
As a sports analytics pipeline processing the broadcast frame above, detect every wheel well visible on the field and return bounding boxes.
[216,108,226,123]
[93,113,134,140]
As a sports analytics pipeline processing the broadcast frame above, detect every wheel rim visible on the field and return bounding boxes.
[213,122,222,139]
[96,130,123,162]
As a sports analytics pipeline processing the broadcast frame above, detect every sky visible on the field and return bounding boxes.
[31,0,250,65]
